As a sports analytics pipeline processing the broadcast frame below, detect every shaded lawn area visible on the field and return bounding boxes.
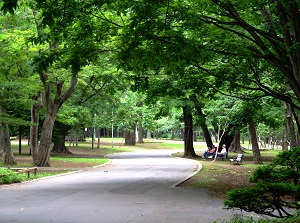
[175,151,276,199]
[1,139,134,176]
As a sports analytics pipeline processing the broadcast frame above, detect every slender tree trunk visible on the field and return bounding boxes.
[125,125,136,145]
[193,97,213,148]
[97,129,100,149]
[3,123,17,165]
[30,93,43,163]
[229,127,242,153]
[284,101,297,147]
[36,114,55,166]
[136,101,144,143]
[217,124,235,152]
[183,106,197,157]
[248,117,263,164]
[17,126,21,155]
[0,106,17,165]
[283,116,289,151]
[291,106,300,145]
[171,129,175,140]
[116,128,120,138]
[193,129,197,142]
[92,127,95,149]
[138,123,144,143]
[147,129,151,138]
[0,125,3,161]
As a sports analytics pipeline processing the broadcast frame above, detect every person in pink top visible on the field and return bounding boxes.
[202,145,216,160]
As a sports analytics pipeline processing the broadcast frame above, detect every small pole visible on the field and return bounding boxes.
[112,110,114,148]
[19,126,22,155]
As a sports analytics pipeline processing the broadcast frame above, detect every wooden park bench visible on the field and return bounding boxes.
[9,167,38,178]
[229,154,244,165]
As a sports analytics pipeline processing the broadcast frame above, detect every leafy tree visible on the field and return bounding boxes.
[1,1,125,166]
[0,10,37,164]
[224,147,300,218]
[138,73,200,157]
[114,91,145,145]
[117,0,300,149]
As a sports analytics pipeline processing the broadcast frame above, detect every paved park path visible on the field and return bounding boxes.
[0,150,241,223]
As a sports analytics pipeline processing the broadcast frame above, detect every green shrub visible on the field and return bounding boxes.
[224,147,300,218]
[221,211,300,223]
[0,168,22,184]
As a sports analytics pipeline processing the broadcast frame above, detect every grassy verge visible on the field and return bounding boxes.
[174,150,276,199]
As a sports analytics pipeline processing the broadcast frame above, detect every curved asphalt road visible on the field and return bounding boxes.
[0,150,241,223]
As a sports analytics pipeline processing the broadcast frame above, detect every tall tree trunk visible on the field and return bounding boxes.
[97,128,101,149]
[36,74,77,167]
[92,127,95,149]
[171,129,175,140]
[124,125,136,145]
[291,107,300,145]
[183,106,197,157]
[30,93,43,163]
[3,123,17,165]
[51,134,71,154]
[283,116,289,151]
[193,97,213,148]
[116,128,120,138]
[0,106,17,165]
[193,129,197,142]
[284,101,297,148]
[51,121,72,154]
[217,124,235,152]
[147,129,151,138]
[138,123,144,143]
[136,101,144,143]
[229,127,242,153]
[36,114,55,166]
[248,117,263,164]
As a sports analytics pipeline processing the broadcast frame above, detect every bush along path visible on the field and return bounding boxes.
[224,147,300,219]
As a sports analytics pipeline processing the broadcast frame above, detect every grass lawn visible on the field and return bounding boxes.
[2,138,281,196]
[175,147,280,198]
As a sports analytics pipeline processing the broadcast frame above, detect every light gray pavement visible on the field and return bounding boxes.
[0,150,243,223]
